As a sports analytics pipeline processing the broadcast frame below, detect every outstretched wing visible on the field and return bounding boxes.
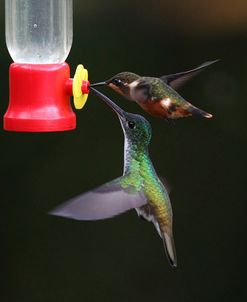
[49,177,147,221]
[160,60,219,90]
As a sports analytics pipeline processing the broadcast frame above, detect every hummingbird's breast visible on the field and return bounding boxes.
[139,98,192,119]
[139,100,170,118]
[145,177,172,226]
[140,158,172,226]
[124,145,172,227]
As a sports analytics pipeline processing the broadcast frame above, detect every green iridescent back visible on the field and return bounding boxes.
[143,76,186,104]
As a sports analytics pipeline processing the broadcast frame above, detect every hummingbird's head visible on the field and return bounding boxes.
[120,112,152,147]
[91,88,152,146]
[91,72,140,98]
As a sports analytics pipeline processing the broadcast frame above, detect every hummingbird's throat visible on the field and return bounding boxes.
[123,138,149,175]
[109,83,130,98]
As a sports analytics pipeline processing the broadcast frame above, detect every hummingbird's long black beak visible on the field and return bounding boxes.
[90,87,125,118]
[90,81,107,87]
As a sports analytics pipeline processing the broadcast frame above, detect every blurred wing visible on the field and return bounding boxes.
[160,60,219,90]
[158,175,171,195]
[49,178,147,221]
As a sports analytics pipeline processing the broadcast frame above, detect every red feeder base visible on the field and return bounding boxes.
[4,63,76,132]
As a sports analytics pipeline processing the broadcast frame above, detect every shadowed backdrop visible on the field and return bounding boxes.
[0,0,246,301]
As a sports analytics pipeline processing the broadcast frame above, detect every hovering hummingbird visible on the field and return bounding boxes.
[90,60,219,120]
[50,88,177,267]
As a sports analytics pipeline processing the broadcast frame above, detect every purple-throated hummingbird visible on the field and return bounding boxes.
[50,88,177,267]
[90,60,218,120]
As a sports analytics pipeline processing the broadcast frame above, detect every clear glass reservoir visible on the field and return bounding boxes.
[5,0,73,64]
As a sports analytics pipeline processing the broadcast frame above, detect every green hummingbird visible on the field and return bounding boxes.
[90,60,219,120]
[50,88,177,267]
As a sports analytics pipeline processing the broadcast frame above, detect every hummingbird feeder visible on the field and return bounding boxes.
[4,0,90,132]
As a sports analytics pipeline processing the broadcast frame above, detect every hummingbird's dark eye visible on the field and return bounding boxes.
[112,79,122,86]
[128,121,136,129]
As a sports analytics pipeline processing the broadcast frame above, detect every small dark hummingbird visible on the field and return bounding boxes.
[90,60,219,120]
[50,88,177,267]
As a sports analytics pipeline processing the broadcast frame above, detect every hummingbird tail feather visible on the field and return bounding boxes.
[136,206,177,267]
[187,105,213,119]
[161,228,177,267]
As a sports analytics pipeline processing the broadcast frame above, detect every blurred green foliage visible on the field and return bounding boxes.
[1,0,247,301]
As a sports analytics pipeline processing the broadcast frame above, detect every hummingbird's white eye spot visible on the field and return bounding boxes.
[128,121,136,129]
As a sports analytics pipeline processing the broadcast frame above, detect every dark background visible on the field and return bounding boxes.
[1,0,247,301]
